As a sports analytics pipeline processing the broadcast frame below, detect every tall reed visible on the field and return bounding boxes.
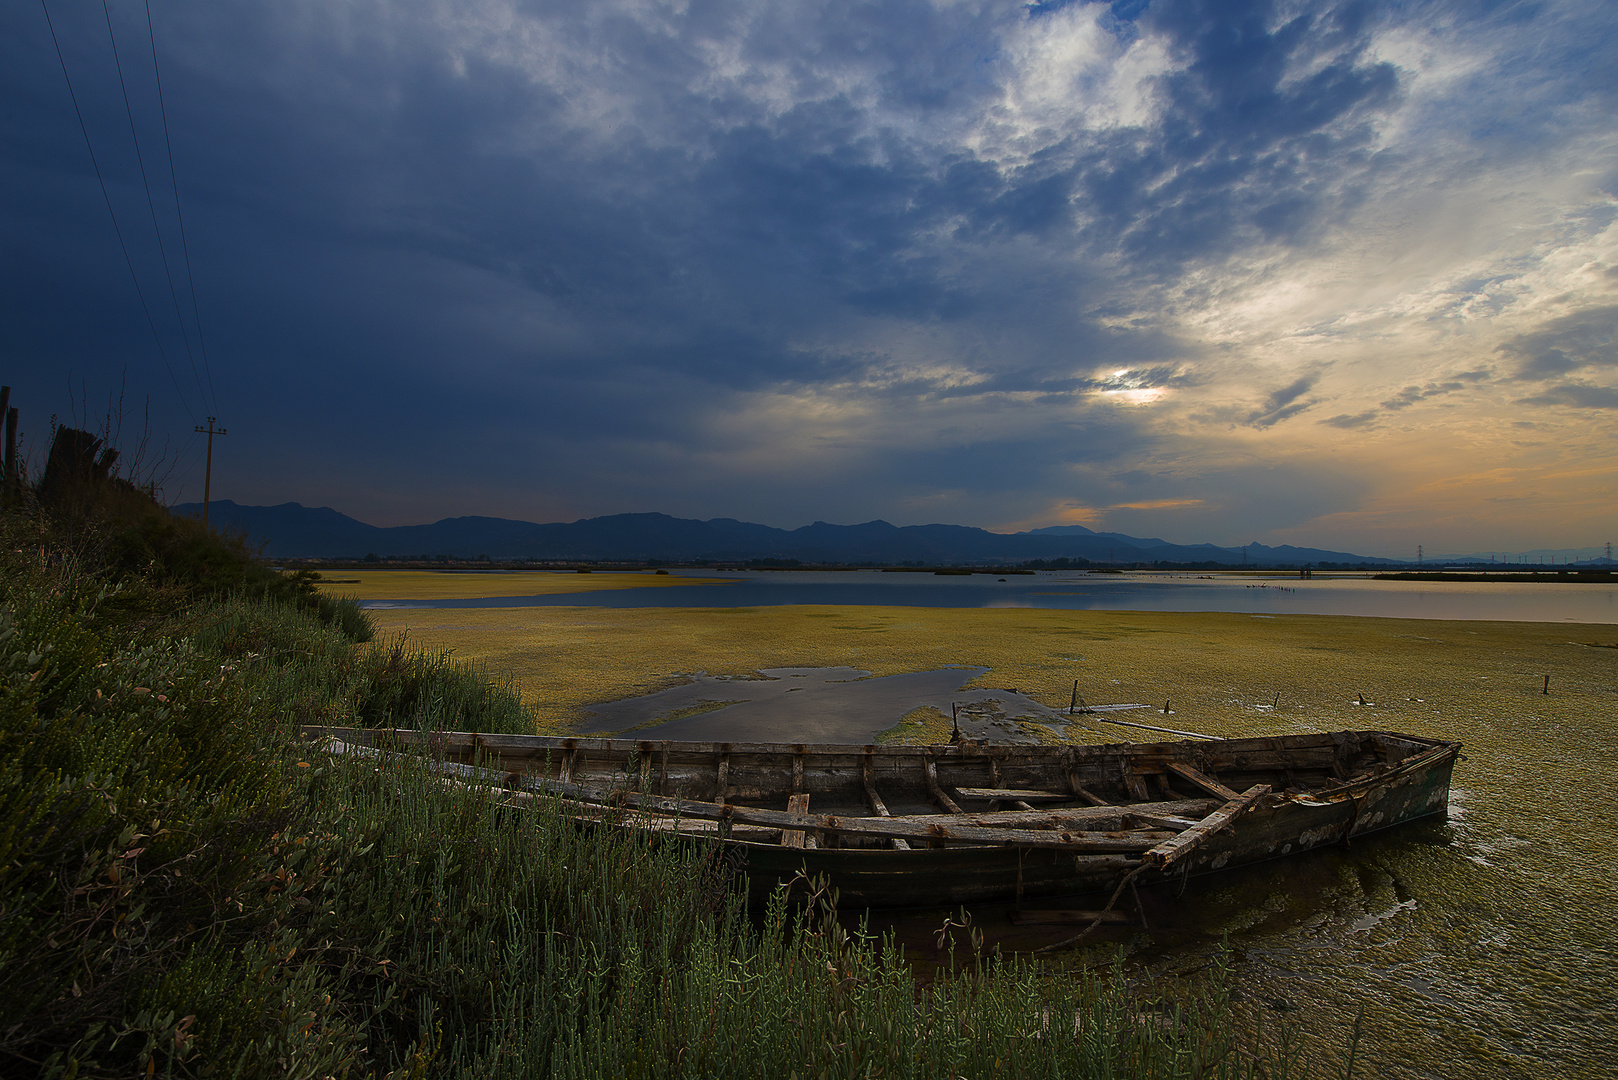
[189,592,535,736]
[1,504,1313,1078]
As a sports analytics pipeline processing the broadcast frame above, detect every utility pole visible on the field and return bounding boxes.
[1417,544,1423,566]
[194,417,226,528]
[0,386,13,495]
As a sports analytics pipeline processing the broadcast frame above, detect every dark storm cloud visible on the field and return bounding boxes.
[1517,383,1618,409]
[1246,375,1318,428]
[1499,304,1618,380]
[1318,411,1379,429]
[1381,381,1467,409]
[1115,0,1398,255]
[1317,369,1489,429]
[200,0,1409,343]
[991,0,1404,292]
[4,0,1613,543]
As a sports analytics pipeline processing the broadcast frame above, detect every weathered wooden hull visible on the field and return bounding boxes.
[734,746,1456,906]
[304,725,1460,908]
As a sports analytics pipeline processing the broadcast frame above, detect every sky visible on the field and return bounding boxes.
[4,0,1616,559]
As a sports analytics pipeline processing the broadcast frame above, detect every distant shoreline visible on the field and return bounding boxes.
[1374,570,1616,583]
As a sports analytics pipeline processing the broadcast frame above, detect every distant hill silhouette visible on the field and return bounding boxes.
[172,500,1402,567]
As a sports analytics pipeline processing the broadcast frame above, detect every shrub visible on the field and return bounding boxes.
[0,547,317,1076]
[0,490,1316,1079]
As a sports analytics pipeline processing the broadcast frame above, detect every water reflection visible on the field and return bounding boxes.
[872,808,1612,1079]
[362,570,1618,623]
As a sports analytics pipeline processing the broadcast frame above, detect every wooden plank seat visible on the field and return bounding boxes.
[1165,762,1240,801]
[954,787,1074,802]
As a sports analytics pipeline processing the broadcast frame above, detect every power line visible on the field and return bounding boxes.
[39,0,197,421]
[142,0,216,413]
[101,0,210,413]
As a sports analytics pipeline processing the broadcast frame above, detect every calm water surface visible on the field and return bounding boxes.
[364,569,1618,623]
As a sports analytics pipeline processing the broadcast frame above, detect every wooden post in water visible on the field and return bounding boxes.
[1542,675,1550,695]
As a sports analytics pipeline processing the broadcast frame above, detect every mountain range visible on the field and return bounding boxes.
[172,500,1408,567]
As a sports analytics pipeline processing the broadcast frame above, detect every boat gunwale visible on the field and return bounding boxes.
[302,726,1460,851]
[299,725,1458,765]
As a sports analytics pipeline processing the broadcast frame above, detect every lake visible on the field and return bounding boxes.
[362,568,1618,623]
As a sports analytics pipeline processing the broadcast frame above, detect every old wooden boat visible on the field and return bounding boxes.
[303,726,1460,907]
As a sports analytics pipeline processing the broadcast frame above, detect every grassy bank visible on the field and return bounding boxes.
[2,477,1316,1077]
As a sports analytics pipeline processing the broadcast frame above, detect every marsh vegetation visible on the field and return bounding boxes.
[2,457,1317,1077]
[334,570,1618,1078]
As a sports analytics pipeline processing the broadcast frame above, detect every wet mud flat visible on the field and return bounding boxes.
[864,804,1611,1080]
[579,665,1098,743]
[861,821,1455,1051]
[866,817,1449,972]
[361,601,1618,1078]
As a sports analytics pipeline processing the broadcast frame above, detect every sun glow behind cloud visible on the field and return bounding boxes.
[1087,368,1172,406]
[1095,387,1167,406]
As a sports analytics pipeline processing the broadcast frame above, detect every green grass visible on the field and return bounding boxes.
[0,486,1320,1078]
[187,593,535,735]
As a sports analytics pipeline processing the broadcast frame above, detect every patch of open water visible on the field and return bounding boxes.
[579,664,1134,742]
[362,569,1618,623]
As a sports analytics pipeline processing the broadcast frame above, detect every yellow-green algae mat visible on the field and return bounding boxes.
[310,568,731,601]
[323,574,1616,1079]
